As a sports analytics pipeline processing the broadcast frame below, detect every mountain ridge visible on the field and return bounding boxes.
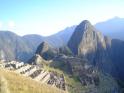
[1,17,124,63]
[1,19,124,93]
[95,17,124,40]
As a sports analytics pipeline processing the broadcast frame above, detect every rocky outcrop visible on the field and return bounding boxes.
[59,46,73,56]
[27,19,124,92]
[28,54,46,66]
[0,27,75,62]
[36,42,58,60]
[67,20,124,80]
[68,20,106,57]
[51,55,119,93]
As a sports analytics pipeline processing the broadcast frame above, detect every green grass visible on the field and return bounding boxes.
[43,65,86,93]
[44,64,119,93]
[0,68,67,93]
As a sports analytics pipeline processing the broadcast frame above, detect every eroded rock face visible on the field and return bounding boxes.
[36,42,50,55]
[68,20,106,58]
[28,54,46,65]
[36,42,58,60]
[67,20,118,78]
[51,55,119,93]
[52,55,100,86]
[31,20,124,92]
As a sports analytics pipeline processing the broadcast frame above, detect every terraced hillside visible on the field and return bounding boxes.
[0,58,120,93]
[0,69,66,93]
[50,55,120,93]
[0,61,67,92]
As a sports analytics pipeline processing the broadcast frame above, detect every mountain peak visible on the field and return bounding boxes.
[78,20,92,31]
[81,20,91,24]
[41,41,49,47]
[68,19,107,57]
[68,20,95,55]
[36,41,50,54]
[36,41,58,60]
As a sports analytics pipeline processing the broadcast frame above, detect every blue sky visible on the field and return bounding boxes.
[0,0,124,36]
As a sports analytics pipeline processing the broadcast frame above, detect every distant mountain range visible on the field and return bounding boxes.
[0,16,124,62]
[30,20,124,93]
[95,17,124,40]
[1,18,124,93]
[0,31,34,61]
[28,19,124,82]
[67,20,124,81]
[0,25,75,62]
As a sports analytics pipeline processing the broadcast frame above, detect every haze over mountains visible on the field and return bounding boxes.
[95,17,124,40]
[0,17,124,62]
[1,17,124,93]
[29,19,124,93]
[0,25,76,62]
[67,20,124,81]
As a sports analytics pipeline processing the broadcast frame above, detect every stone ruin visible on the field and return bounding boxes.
[0,61,66,91]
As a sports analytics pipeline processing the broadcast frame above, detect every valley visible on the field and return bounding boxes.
[0,19,124,93]
[0,0,124,93]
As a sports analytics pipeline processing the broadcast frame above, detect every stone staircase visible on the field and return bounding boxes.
[0,61,66,91]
